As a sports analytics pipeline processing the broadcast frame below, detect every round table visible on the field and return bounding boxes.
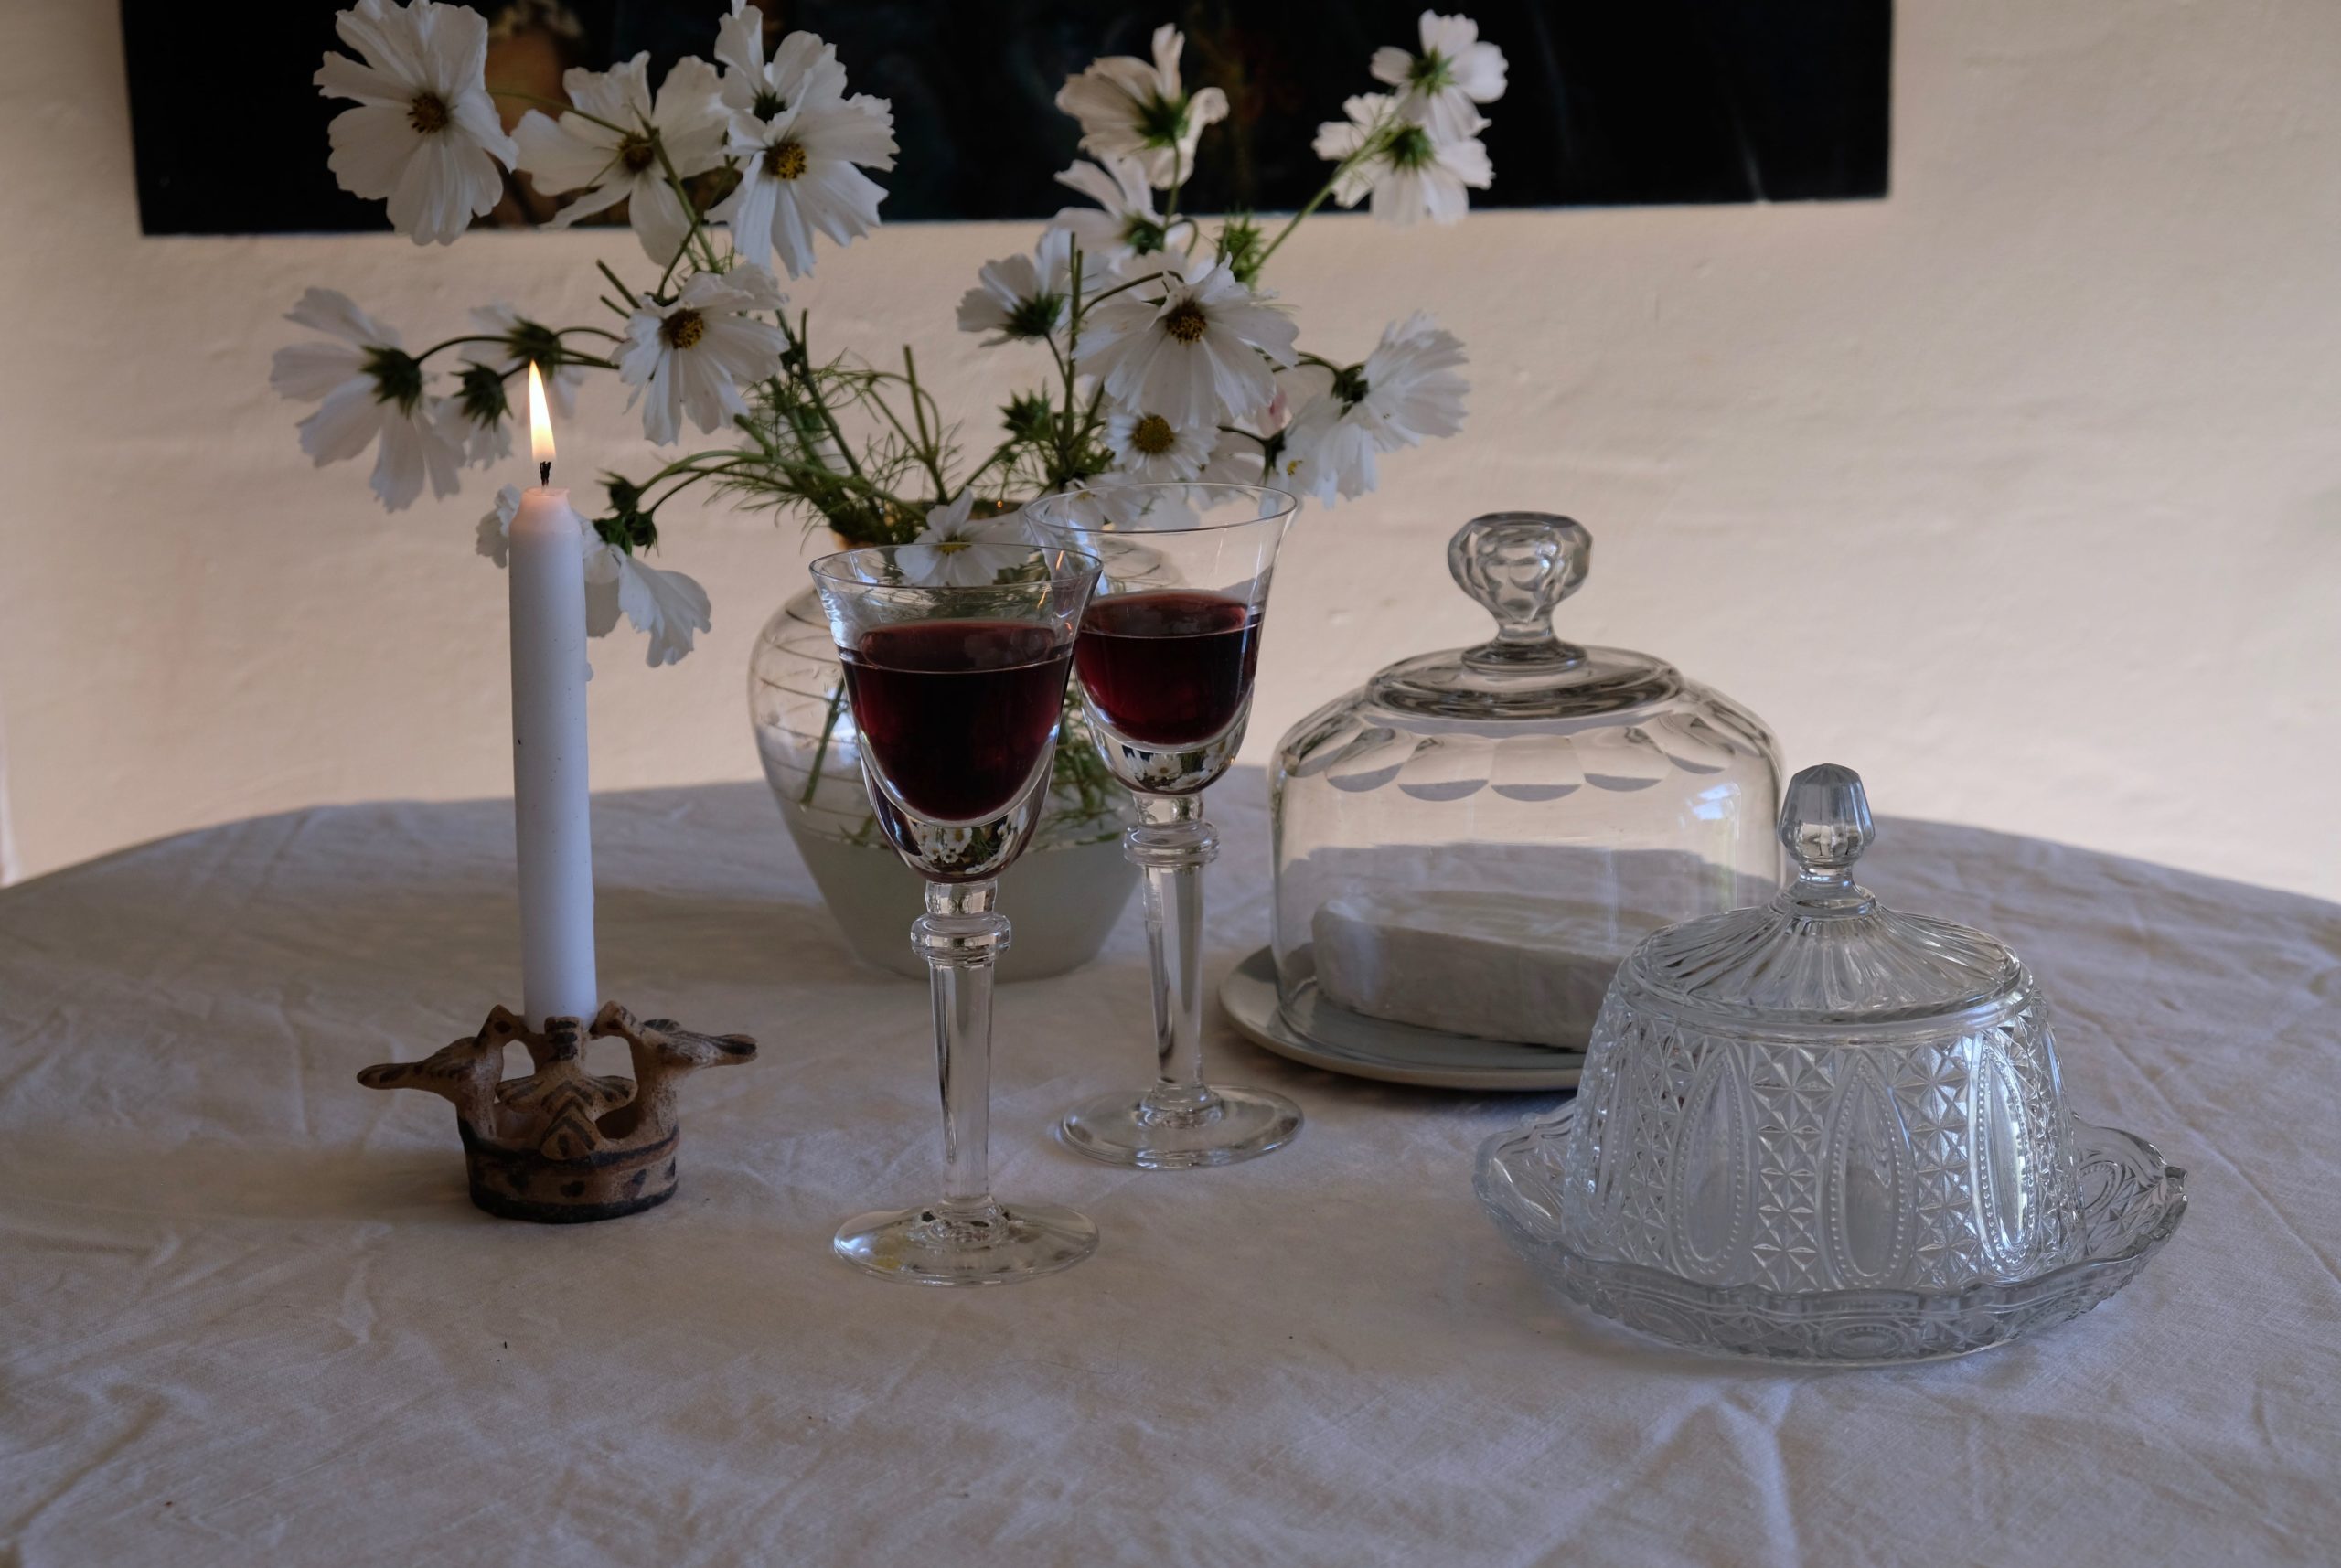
[3,773,2334,1566]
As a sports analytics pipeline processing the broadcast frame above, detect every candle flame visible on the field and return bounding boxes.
[528,361,555,470]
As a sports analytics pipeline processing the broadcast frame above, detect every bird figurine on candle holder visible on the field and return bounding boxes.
[359,1002,757,1223]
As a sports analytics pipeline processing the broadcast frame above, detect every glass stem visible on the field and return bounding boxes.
[1128,794,1221,1119]
[911,879,1010,1215]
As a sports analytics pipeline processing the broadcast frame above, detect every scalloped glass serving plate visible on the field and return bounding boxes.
[1476,1105,2186,1364]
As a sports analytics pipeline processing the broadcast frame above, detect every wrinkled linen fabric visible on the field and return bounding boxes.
[0,773,2334,1568]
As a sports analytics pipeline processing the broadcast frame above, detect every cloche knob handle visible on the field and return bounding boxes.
[1449,513,1590,669]
[1778,763,1877,912]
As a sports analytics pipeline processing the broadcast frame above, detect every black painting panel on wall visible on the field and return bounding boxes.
[123,0,1890,237]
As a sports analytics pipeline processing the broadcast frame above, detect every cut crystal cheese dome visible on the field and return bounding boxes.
[1558,762,2085,1298]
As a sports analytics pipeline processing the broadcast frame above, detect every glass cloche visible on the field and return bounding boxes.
[1475,764,2187,1362]
[1269,513,1783,1060]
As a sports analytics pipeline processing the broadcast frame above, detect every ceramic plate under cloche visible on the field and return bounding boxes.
[1218,947,1584,1091]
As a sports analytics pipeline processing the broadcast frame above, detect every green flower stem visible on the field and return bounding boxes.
[900,347,950,496]
[648,137,725,276]
[643,458,767,514]
[595,260,639,308]
[1080,268,1170,310]
[496,355,617,377]
[959,435,1023,490]
[801,681,846,807]
[1256,108,1404,273]
[1255,176,1341,271]
[1162,144,1187,242]
[780,314,870,485]
[410,334,510,362]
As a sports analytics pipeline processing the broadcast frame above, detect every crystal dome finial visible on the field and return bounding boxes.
[1449,514,1590,674]
[1779,763,1875,880]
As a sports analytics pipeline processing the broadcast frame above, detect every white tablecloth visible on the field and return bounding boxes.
[3,773,2336,1567]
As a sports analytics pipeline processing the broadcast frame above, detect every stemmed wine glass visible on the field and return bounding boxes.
[1021,482,1302,1168]
[809,541,1104,1285]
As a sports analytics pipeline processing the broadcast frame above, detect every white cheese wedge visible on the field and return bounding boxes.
[1312,889,1673,1049]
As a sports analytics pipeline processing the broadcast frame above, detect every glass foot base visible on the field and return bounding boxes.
[1059,1085,1302,1169]
[832,1200,1097,1286]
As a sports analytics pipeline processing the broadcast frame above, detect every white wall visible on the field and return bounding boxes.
[2,0,2336,898]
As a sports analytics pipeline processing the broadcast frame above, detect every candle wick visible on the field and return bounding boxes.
[539,460,552,487]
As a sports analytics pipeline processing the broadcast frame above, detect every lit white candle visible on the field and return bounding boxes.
[508,363,597,1029]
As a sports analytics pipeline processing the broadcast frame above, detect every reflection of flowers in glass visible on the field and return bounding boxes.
[512,54,729,266]
[1047,156,1194,275]
[1077,261,1298,430]
[617,266,790,444]
[315,0,516,245]
[1313,93,1491,228]
[1370,12,1510,141]
[908,823,978,864]
[271,289,464,511]
[1054,26,1227,190]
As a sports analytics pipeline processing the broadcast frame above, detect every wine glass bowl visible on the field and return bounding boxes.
[1022,483,1304,1170]
[809,542,1105,1284]
[812,545,1095,883]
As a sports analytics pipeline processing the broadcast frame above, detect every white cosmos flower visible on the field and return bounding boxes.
[1075,260,1298,430]
[315,0,516,245]
[1281,314,1470,505]
[461,304,582,420]
[1371,11,1509,141]
[711,66,896,279]
[957,229,1094,344]
[437,396,510,467]
[617,265,790,445]
[478,485,711,667]
[1048,155,1194,275]
[271,288,464,511]
[713,2,843,133]
[591,545,712,667]
[1200,431,1269,487]
[898,493,1031,588]
[1105,406,1214,481]
[1314,93,1491,227]
[512,53,728,266]
[1055,25,1228,189]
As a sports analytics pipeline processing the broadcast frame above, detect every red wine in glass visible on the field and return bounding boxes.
[1074,590,1262,748]
[842,621,1073,822]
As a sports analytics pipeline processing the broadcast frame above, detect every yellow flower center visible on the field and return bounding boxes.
[1131,414,1178,454]
[1161,302,1209,344]
[935,537,971,554]
[618,133,657,174]
[764,140,809,180]
[408,92,450,133]
[662,309,707,350]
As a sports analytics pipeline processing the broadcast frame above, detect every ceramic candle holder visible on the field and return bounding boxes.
[358,1001,756,1223]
